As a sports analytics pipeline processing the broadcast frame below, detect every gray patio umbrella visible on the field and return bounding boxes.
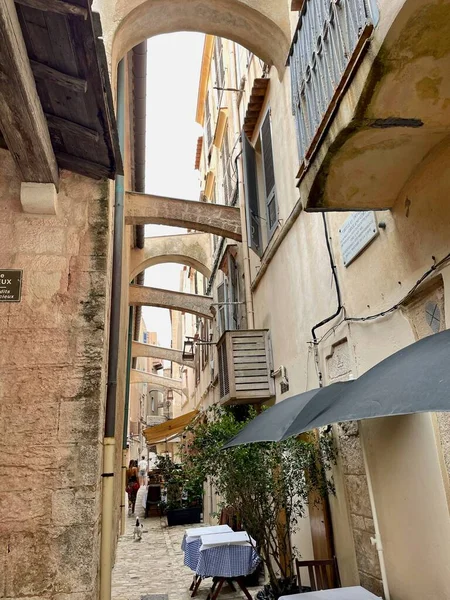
[222,381,351,449]
[223,328,450,449]
[281,327,450,437]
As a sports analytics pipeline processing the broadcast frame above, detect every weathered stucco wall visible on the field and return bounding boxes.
[0,150,110,600]
[244,18,450,595]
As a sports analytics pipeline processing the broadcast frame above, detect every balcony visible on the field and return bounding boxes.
[217,330,275,406]
[289,0,450,211]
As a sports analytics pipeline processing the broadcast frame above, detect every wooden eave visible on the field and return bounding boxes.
[194,136,203,170]
[195,35,214,126]
[291,0,305,10]
[7,0,122,180]
[243,78,269,139]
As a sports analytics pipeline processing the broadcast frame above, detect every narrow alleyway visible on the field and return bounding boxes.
[112,488,261,600]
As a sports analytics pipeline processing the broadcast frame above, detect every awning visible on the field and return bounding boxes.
[223,329,450,448]
[222,383,349,449]
[292,328,450,434]
[143,410,199,445]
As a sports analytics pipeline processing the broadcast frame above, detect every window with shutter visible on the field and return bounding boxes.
[205,92,212,150]
[221,127,232,205]
[201,320,207,369]
[242,131,262,256]
[217,281,228,337]
[260,111,278,237]
[214,37,225,103]
[195,345,200,384]
[228,254,239,330]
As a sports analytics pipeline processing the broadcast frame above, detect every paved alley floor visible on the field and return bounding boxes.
[112,487,261,600]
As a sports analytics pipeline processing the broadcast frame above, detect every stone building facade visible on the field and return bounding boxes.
[0,152,110,599]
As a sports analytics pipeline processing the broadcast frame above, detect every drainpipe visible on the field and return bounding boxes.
[121,306,134,534]
[358,421,391,600]
[100,57,125,600]
[131,41,147,363]
[230,44,254,329]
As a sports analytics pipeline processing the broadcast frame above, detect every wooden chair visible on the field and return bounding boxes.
[295,557,341,592]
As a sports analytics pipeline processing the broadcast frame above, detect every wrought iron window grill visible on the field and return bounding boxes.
[288,0,379,178]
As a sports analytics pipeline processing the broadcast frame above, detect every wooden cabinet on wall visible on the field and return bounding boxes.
[217,329,275,405]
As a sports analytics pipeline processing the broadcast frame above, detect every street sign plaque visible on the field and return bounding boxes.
[339,212,379,267]
[0,269,23,302]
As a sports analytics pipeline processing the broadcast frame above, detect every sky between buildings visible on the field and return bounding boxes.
[142,32,205,348]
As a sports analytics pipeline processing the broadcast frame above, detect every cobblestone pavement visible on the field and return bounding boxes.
[112,487,261,600]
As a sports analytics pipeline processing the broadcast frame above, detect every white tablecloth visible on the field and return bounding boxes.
[182,526,233,570]
[279,587,382,600]
[186,524,232,542]
[200,531,256,549]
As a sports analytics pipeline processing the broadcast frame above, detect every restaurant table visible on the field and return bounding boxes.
[182,525,233,572]
[197,532,260,600]
[279,586,382,600]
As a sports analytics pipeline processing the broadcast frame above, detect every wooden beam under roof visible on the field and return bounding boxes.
[30,60,88,93]
[243,78,269,140]
[0,0,59,187]
[55,152,111,179]
[45,113,99,143]
[14,0,88,19]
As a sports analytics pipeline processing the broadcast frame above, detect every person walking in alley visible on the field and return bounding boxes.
[126,474,140,516]
[138,455,148,487]
[126,459,138,483]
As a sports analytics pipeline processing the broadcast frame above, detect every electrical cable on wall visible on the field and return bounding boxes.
[313,250,450,347]
[310,213,343,387]
[307,215,450,386]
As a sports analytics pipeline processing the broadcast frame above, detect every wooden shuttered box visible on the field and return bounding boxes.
[217,329,275,405]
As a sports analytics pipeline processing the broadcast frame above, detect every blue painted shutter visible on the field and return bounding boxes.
[242,131,262,256]
[261,111,277,236]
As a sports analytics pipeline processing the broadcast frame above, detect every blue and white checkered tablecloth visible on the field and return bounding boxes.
[196,544,260,579]
[182,537,203,571]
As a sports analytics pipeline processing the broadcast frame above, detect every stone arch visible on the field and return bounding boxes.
[102,0,291,75]
[130,369,182,389]
[132,341,195,368]
[129,233,212,281]
[129,284,214,319]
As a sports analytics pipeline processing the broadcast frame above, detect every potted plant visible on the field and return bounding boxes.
[156,454,203,526]
[181,405,336,599]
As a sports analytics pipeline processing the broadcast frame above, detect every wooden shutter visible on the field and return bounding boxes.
[214,37,225,101]
[228,254,239,330]
[205,92,212,149]
[221,127,232,205]
[261,111,278,236]
[242,131,262,256]
[217,281,228,336]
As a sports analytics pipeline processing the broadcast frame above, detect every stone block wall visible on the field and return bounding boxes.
[0,150,110,600]
[324,338,383,595]
[336,422,383,596]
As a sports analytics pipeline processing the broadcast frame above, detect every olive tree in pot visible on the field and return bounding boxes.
[156,454,203,526]
[181,405,336,599]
